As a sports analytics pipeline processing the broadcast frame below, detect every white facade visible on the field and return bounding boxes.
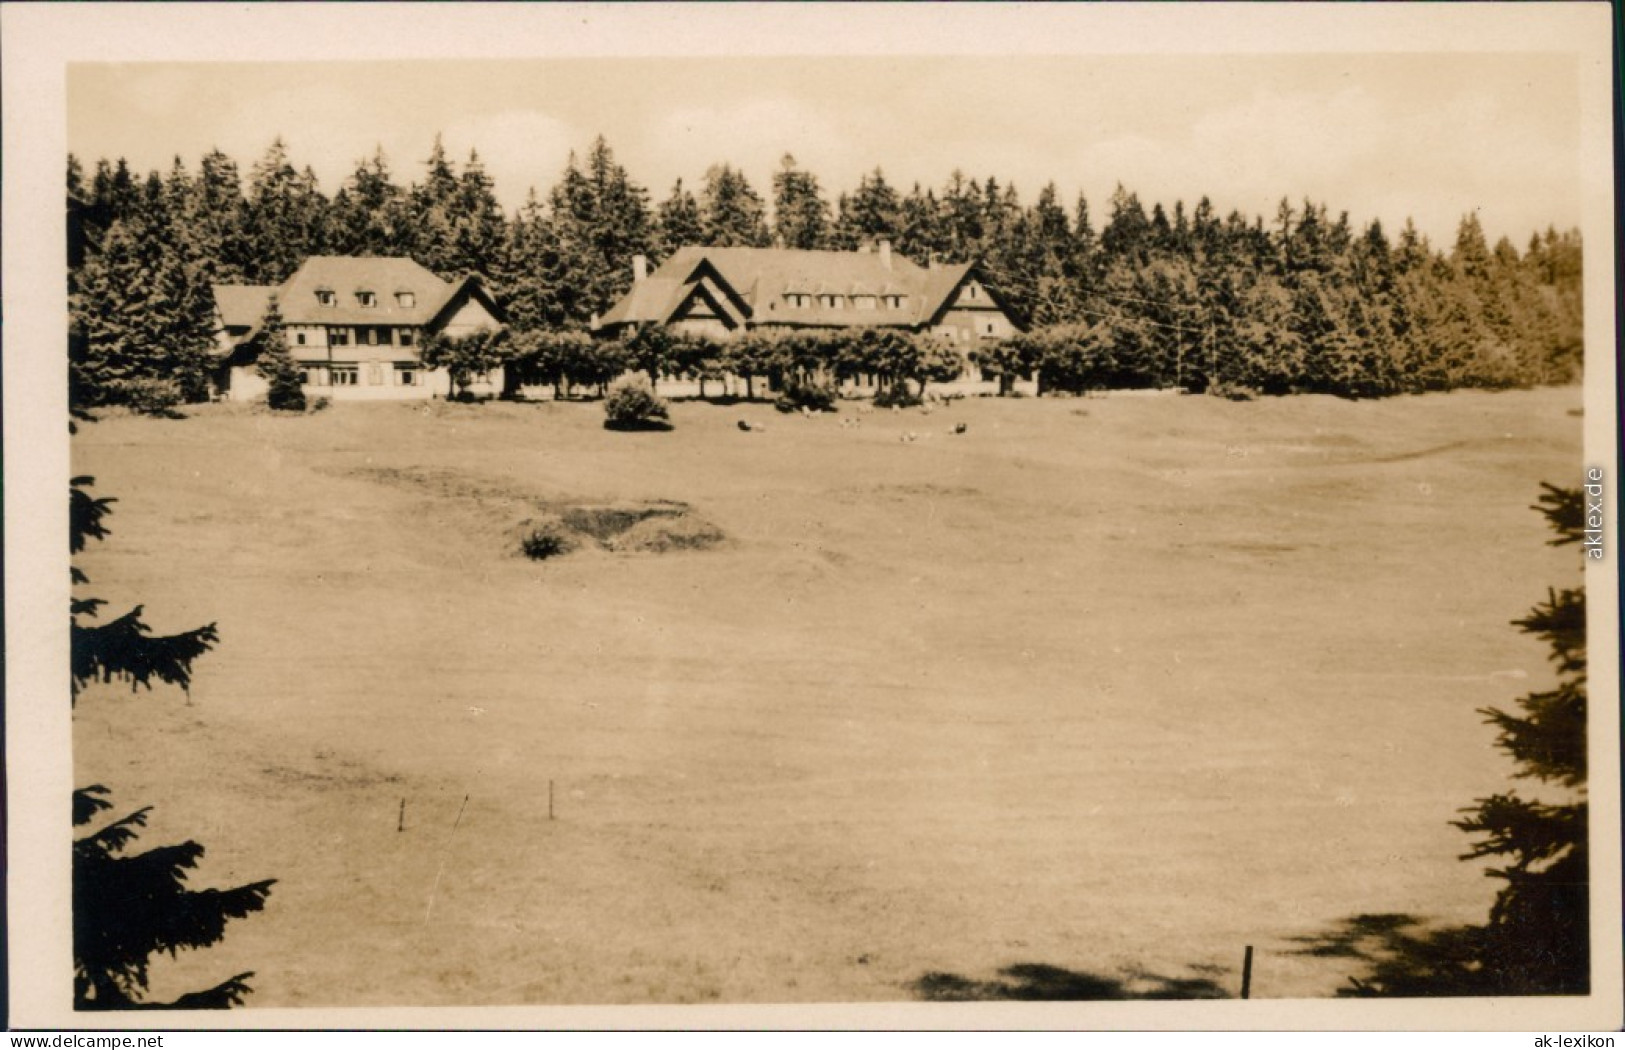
[215,262,506,403]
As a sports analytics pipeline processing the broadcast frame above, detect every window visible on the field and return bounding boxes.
[396,291,416,308]
[966,283,980,300]
[331,364,358,386]
[399,328,415,347]
[852,295,877,311]
[360,327,378,347]
[316,289,336,307]
[299,366,328,386]
[784,293,810,309]
[818,294,843,310]
[357,290,377,308]
[329,327,351,347]
[395,364,418,386]
[984,322,996,335]
[295,332,306,346]
[884,295,907,310]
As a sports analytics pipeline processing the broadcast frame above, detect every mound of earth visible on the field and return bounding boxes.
[517,500,725,558]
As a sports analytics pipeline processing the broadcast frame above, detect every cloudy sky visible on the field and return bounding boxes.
[68,48,1580,250]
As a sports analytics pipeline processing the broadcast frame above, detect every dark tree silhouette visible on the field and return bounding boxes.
[73,786,275,1010]
[71,476,274,1009]
[1301,485,1589,997]
[1447,484,1589,995]
[70,478,218,701]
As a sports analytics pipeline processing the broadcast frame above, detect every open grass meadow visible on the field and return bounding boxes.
[69,385,1584,1006]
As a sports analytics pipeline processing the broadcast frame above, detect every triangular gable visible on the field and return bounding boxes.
[917,262,1023,331]
[665,277,747,330]
[679,257,755,322]
[425,276,508,331]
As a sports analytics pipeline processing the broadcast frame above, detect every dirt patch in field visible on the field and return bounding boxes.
[608,512,727,553]
[348,465,725,558]
[514,501,727,556]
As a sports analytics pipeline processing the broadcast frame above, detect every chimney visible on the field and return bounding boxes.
[632,254,648,283]
[878,239,892,270]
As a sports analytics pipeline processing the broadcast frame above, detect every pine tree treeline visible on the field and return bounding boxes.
[69,136,1582,409]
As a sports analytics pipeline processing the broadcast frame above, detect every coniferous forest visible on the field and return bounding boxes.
[67,135,1584,409]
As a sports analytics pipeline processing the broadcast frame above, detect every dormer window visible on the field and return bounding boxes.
[817,293,843,310]
[784,293,810,309]
[356,290,377,308]
[396,291,416,308]
[884,294,907,310]
[316,289,336,307]
[852,295,877,311]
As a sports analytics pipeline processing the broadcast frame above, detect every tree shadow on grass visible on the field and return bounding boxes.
[1286,912,1585,997]
[912,962,1231,1002]
[602,418,674,432]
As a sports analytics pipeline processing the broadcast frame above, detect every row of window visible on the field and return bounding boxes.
[291,326,416,348]
[777,284,981,311]
[314,289,416,309]
[294,363,501,388]
[299,362,420,387]
[933,320,1003,343]
[783,292,909,311]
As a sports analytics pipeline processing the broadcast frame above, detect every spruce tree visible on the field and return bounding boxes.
[653,178,704,262]
[495,188,569,333]
[832,168,902,251]
[71,477,273,1009]
[449,148,508,280]
[244,137,329,283]
[327,147,408,259]
[69,214,218,411]
[254,296,306,412]
[700,163,771,248]
[1450,484,1589,994]
[771,154,831,250]
[188,148,253,282]
[1336,486,1591,997]
[547,138,653,323]
[408,135,463,277]
[897,184,948,267]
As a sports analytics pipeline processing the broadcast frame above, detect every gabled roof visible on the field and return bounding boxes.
[595,246,998,332]
[213,285,277,329]
[212,256,504,355]
[276,256,459,325]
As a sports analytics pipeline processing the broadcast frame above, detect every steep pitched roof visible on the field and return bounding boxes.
[212,257,504,357]
[595,246,987,332]
[213,285,277,329]
[276,255,458,325]
[914,262,977,325]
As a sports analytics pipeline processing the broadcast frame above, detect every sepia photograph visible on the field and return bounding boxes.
[4,2,1619,1033]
